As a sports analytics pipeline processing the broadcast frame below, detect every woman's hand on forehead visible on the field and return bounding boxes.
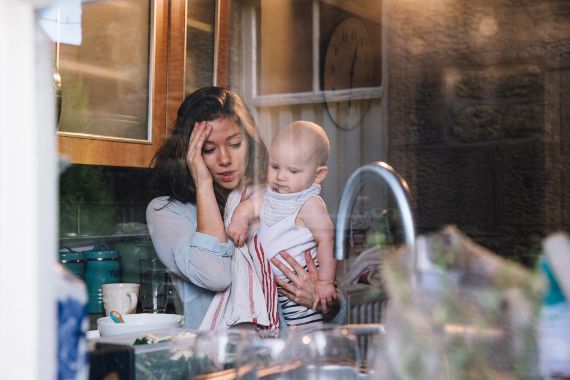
[187,122,213,185]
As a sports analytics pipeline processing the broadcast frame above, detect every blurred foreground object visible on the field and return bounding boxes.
[539,233,570,379]
[369,225,544,379]
[56,263,89,380]
[543,233,570,302]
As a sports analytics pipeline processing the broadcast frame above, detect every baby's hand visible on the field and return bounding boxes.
[226,220,248,247]
[312,281,338,313]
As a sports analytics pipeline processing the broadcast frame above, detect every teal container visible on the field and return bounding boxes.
[58,247,85,280]
[85,245,120,314]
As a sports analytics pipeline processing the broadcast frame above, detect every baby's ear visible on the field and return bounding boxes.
[314,166,329,184]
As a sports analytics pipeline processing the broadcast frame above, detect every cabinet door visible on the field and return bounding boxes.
[166,0,230,133]
[57,0,168,168]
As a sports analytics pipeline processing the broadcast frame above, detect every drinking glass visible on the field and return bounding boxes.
[139,258,169,313]
[300,324,361,380]
[245,330,293,380]
[246,324,326,380]
[190,329,256,379]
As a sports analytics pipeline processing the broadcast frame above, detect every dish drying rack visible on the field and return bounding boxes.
[344,284,387,367]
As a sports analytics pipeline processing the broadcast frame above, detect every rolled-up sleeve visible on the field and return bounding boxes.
[147,197,233,291]
[190,231,233,256]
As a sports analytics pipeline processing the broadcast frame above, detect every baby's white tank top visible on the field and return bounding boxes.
[258,184,321,278]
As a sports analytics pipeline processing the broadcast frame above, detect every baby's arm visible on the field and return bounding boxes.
[226,192,264,247]
[298,197,337,312]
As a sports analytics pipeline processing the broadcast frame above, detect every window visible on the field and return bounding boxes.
[237,0,383,107]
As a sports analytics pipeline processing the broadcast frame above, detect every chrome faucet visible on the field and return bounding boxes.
[334,162,417,268]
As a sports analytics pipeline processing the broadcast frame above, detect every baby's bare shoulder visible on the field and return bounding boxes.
[298,196,329,219]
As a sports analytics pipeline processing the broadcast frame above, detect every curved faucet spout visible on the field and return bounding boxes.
[334,162,416,264]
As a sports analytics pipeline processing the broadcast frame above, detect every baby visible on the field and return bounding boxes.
[227,120,337,326]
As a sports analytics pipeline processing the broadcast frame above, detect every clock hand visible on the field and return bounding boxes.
[348,47,358,111]
[349,47,358,81]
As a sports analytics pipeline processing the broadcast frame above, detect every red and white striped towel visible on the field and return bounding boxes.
[199,188,279,331]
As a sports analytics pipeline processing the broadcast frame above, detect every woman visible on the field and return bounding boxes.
[147,87,342,329]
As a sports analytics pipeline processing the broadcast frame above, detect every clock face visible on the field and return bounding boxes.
[323,17,377,130]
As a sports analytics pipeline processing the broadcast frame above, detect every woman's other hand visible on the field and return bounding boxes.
[186,122,213,187]
[271,250,339,314]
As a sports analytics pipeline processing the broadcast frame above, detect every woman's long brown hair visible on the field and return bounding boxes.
[149,87,268,215]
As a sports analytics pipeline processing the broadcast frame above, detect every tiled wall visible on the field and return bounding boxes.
[59,165,153,238]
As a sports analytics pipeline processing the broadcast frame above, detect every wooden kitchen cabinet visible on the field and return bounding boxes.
[166,0,230,133]
[57,0,230,168]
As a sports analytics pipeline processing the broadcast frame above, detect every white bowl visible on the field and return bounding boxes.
[97,313,184,337]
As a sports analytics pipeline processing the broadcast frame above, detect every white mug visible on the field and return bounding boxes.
[102,283,140,316]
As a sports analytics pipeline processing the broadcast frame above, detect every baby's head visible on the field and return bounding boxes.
[268,121,330,194]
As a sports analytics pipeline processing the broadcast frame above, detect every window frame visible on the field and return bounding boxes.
[239,0,384,108]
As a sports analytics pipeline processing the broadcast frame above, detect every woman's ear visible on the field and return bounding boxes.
[314,166,329,184]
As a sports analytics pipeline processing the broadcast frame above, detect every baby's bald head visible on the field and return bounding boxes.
[272,121,330,166]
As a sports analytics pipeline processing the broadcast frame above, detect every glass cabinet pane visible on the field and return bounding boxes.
[185,0,217,95]
[57,0,153,141]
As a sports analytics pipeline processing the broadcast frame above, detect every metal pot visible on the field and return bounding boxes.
[84,245,120,314]
[58,246,85,280]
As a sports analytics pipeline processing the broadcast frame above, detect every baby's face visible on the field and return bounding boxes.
[267,139,319,194]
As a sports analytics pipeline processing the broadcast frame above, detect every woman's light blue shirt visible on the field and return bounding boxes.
[147,197,234,329]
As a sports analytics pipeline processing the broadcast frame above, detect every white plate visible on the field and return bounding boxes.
[97,313,183,337]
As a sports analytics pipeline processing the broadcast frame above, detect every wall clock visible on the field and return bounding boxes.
[323,17,376,130]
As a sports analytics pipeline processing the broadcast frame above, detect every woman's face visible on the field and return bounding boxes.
[201,117,249,190]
